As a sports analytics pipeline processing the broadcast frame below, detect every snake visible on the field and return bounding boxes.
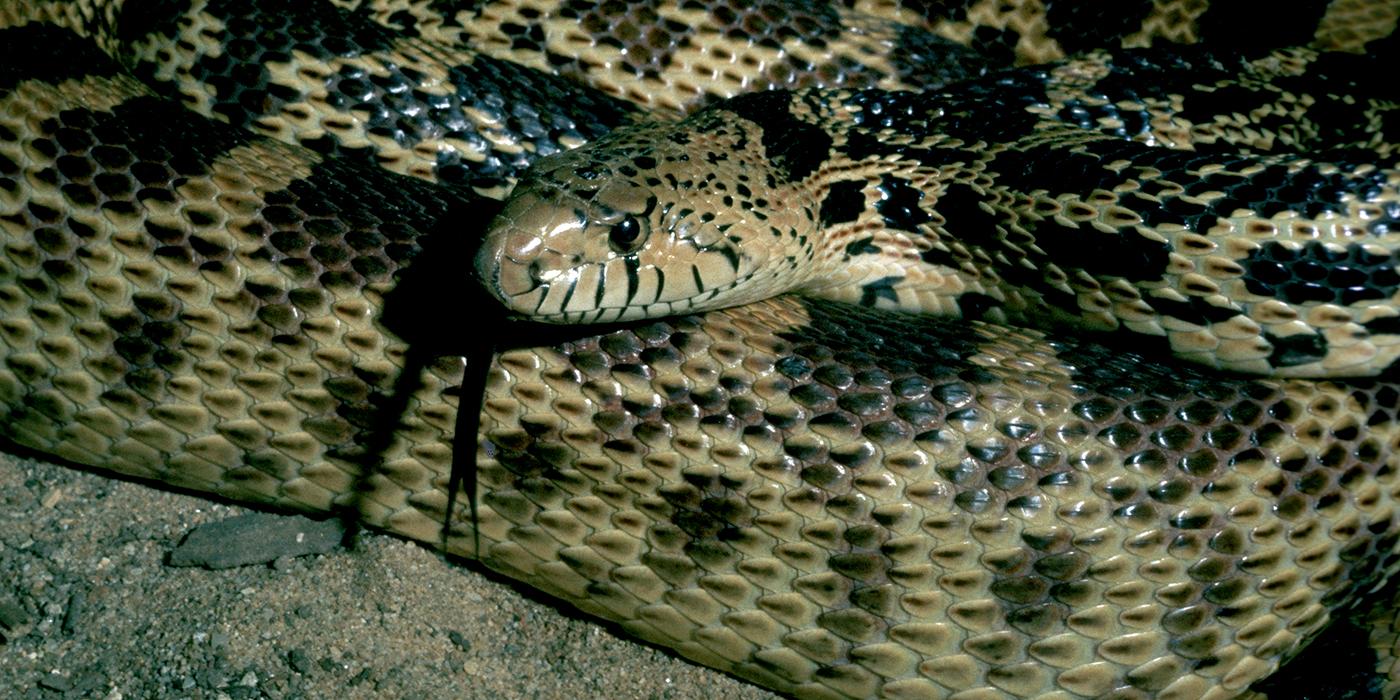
[3,1,1400,699]
[474,46,1400,378]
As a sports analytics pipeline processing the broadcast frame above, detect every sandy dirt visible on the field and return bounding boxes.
[0,450,777,700]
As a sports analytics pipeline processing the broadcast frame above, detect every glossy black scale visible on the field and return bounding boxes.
[113,0,638,192]
[1244,240,1400,307]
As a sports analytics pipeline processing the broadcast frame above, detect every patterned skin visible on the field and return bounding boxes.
[477,46,1400,377]
[3,2,1400,699]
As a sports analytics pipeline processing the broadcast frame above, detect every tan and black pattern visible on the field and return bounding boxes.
[341,0,1399,116]
[6,1,1400,700]
[1,0,643,199]
[0,0,994,199]
[478,44,1400,377]
[848,0,1400,64]
[475,294,1400,699]
[0,24,492,537]
[347,0,994,115]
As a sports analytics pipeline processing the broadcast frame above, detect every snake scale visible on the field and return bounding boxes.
[2,0,1400,698]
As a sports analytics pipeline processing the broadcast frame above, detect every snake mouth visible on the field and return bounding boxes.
[473,239,504,302]
[480,256,762,324]
[477,196,765,322]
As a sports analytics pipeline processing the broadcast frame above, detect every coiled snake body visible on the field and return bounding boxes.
[3,1,1400,699]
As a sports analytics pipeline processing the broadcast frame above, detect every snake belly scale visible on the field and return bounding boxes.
[3,1,1400,699]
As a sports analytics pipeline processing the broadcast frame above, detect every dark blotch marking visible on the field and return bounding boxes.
[1252,615,1383,700]
[1265,331,1329,368]
[1143,296,1241,328]
[1365,316,1400,337]
[858,276,901,307]
[889,24,994,87]
[115,0,197,45]
[1194,0,1332,50]
[1043,0,1154,55]
[54,98,249,177]
[175,0,634,191]
[968,26,1019,67]
[723,91,833,182]
[820,180,866,227]
[937,182,998,242]
[1243,241,1400,307]
[843,237,880,257]
[957,293,1001,321]
[875,175,931,232]
[0,25,122,93]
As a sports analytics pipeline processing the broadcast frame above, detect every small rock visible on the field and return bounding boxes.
[348,668,372,687]
[167,514,346,569]
[37,673,72,691]
[62,588,86,636]
[0,598,32,645]
[447,631,470,653]
[40,488,63,508]
[69,668,105,695]
[287,649,312,675]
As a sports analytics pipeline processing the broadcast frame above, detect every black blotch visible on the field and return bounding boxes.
[937,183,998,242]
[1194,0,1332,50]
[0,25,122,93]
[723,91,833,182]
[1073,48,1234,121]
[1144,296,1241,327]
[1044,0,1154,55]
[1242,241,1400,307]
[957,293,1000,321]
[858,276,901,307]
[889,25,995,87]
[820,180,866,226]
[115,0,196,44]
[968,26,1019,67]
[1249,608,1385,699]
[842,129,973,168]
[1265,332,1329,368]
[1365,316,1400,336]
[178,0,635,191]
[875,175,931,232]
[844,237,880,257]
[62,98,249,176]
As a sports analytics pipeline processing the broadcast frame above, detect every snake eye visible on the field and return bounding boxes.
[608,216,643,253]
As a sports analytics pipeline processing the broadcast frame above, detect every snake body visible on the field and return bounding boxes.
[3,1,1400,699]
[476,46,1400,378]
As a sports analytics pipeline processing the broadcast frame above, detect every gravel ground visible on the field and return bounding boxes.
[0,450,777,700]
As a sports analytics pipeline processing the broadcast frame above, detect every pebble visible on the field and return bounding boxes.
[286,648,312,675]
[62,587,86,636]
[167,514,347,569]
[0,597,33,645]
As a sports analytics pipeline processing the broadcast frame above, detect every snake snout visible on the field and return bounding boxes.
[476,190,594,318]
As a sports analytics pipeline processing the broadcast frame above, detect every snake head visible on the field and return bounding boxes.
[475,113,817,323]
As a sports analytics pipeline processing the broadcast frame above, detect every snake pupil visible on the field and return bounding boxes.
[609,216,642,252]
